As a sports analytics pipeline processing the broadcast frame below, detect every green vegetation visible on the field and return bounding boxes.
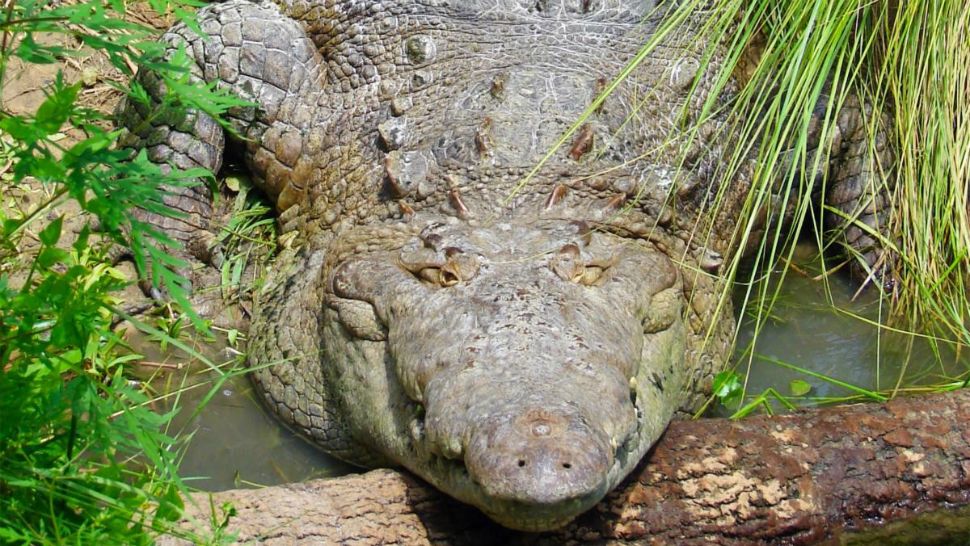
[0,0,246,543]
[654,0,970,410]
[213,174,278,306]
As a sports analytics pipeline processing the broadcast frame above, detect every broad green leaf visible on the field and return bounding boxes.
[38,216,63,246]
[3,218,20,237]
[35,80,80,135]
[224,175,244,192]
[13,35,65,64]
[19,156,66,182]
[154,483,185,522]
[37,247,70,268]
[0,115,43,142]
[712,370,743,408]
[712,370,742,398]
[789,379,812,396]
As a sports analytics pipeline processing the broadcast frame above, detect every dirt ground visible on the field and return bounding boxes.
[3,2,173,116]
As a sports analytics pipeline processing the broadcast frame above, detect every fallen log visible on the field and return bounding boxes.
[161,389,970,545]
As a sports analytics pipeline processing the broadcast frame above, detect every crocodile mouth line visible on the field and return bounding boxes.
[437,454,612,531]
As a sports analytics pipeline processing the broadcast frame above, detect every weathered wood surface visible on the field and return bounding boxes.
[161,390,970,545]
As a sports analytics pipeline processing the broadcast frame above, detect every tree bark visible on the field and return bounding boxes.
[161,390,970,545]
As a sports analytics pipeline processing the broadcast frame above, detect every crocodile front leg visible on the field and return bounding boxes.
[119,0,381,463]
[116,32,227,270]
[116,0,326,273]
[248,248,385,467]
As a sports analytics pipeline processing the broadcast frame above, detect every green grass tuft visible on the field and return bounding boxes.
[647,0,970,405]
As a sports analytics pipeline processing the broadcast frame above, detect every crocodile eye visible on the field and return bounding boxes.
[400,248,447,285]
[406,253,479,288]
[577,264,607,286]
[550,244,614,286]
[565,264,609,286]
[439,266,460,287]
[411,265,462,287]
[415,266,442,284]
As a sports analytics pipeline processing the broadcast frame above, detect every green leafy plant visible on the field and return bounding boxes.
[711,370,744,410]
[0,0,246,542]
[705,370,796,418]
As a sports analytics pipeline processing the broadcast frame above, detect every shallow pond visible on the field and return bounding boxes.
[723,244,969,415]
[140,244,968,491]
[128,330,350,492]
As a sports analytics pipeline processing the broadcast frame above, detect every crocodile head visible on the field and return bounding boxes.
[323,215,689,530]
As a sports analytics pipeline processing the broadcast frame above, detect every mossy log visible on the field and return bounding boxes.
[161,390,970,545]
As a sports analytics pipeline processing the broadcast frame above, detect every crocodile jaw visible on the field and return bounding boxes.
[409,297,689,531]
[389,319,688,531]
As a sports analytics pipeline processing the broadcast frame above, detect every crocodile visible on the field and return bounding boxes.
[118,0,891,531]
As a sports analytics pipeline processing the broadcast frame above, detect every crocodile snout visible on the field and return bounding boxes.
[465,407,612,505]
[375,220,684,529]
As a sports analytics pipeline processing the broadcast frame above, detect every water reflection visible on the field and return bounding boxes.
[127,329,352,492]
[727,244,969,414]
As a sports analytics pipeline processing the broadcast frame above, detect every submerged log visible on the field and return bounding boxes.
[162,390,970,545]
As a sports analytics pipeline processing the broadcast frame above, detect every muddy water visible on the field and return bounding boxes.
[169,371,354,491]
[725,244,969,413]
[128,331,352,492]
[141,244,967,491]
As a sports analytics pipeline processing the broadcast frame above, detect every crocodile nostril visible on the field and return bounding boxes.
[464,407,615,504]
[531,422,551,436]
